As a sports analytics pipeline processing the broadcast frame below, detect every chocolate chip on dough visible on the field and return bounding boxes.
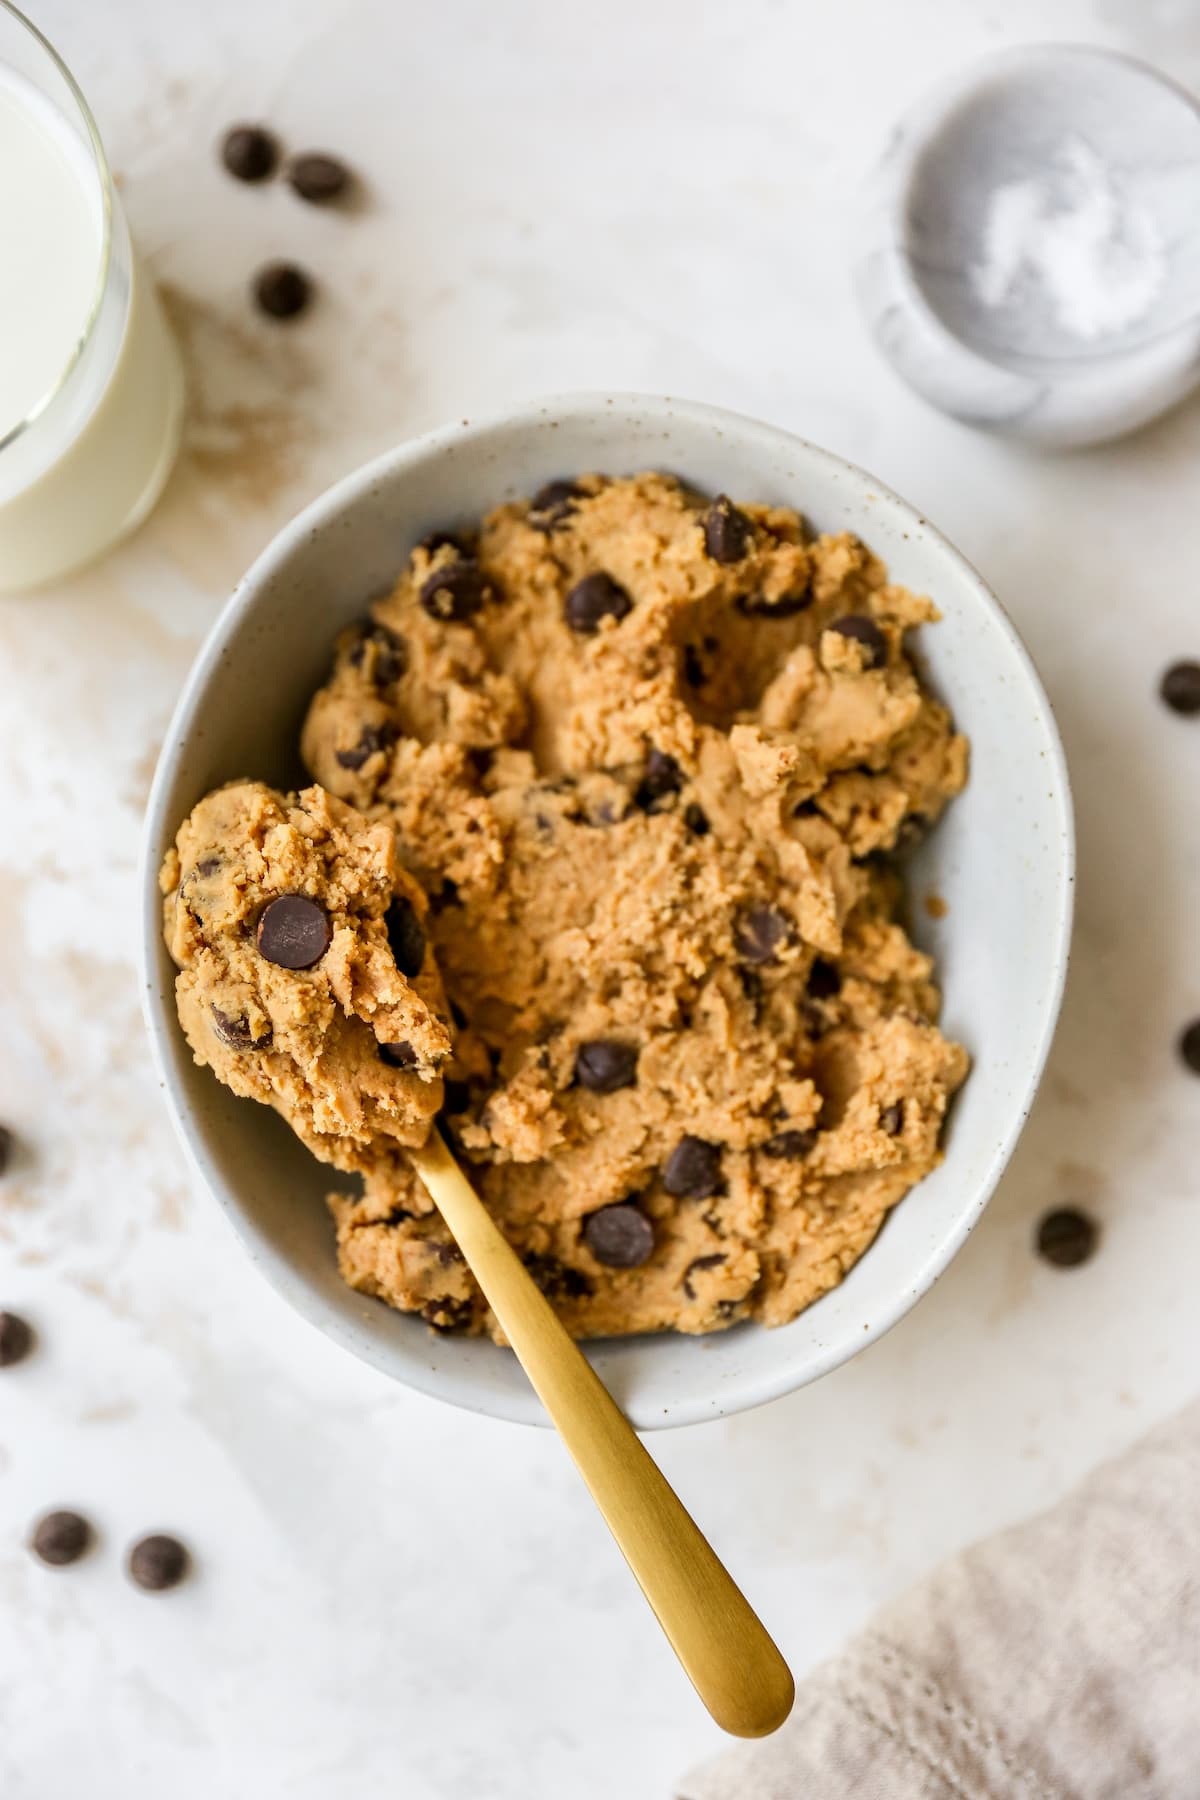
[575,1040,638,1094]
[257,895,331,969]
[703,495,753,564]
[830,614,887,669]
[664,1136,723,1200]
[386,896,426,978]
[565,573,632,634]
[583,1203,655,1268]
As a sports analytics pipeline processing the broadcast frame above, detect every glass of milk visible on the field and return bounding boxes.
[0,1,184,592]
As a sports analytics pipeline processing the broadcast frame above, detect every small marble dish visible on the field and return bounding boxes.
[855,46,1200,447]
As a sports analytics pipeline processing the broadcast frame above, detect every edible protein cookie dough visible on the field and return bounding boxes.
[164,472,969,1341]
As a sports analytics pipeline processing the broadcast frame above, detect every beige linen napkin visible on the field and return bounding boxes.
[679,1401,1200,1800]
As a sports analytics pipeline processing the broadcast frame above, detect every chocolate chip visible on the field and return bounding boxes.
[348,622,407,684]
[195,856,222,877]
[1036,1208,1098,1268]
[128,1533,189,1592]
[420,559,491,622]
[379,1041,419,1069]
[418,528,471,557]
[0,1124,11,1175]
[830,614,887,669]
[880,1102,904,1135]
[734,905,790,965]
[256,894,331,970]
[252,261,313,320]
[681,644,704,687]
[287,151,352,203]
[682,1253,726,1299]
[30,1510,91,1567]
[432,1240,465,1266]
[664,1135,723,1199]
[210,1006,270,1050]
[762,1129,815,1160]
[529,479,582,528]
[1160,661,1200,715]
[565,572,633,634]
[582,1203,655,1268]
[386,895,426,977]
[575,1040,638,1093]
[684,802,710,837]
[737,586,812,618]
[220,124,278,182]
[335,725,394,770]
[421,1295,474,1331]
[523,1252,593,1300]
[384,1205,415,1226]
[0,1311,34,1366]
[807,957,842,999]
[703,495,753,564]
[1180,1020,1200,1073]
[635,749,683,812]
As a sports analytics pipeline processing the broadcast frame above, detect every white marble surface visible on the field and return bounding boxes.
[3,1,1200,1795]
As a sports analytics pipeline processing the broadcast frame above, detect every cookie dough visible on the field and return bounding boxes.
[161,781,451,1164]
[165,472,969,1341]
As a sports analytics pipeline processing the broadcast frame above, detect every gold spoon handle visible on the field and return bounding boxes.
[410,1128,794,1739]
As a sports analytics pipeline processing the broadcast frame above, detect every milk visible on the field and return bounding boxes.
[0,63,183,591]
[0,66,101,438]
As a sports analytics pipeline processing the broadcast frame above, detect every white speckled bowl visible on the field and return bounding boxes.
[141,394,1074,1430]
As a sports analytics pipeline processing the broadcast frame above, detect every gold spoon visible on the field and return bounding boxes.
[409,1127,795,1739]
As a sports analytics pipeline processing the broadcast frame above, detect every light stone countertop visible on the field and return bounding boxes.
[3,2,1199,1795]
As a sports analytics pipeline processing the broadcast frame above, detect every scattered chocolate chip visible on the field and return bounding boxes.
[880,1102,904,1135]
[664,1135,723,1200]
[441,1079,470,1115]
[420,558,492,622]
[210,1006,269,1050]
[762,1129,815,1160]
[575,1040,638,1094]
[703,495,753,564]
[830,614,887,669]
[252,261,313,320]
[734,905,790,965]
[0,1311,34,1366]
[737,583,813,618]
[684,802,710,837]
[1160,661,1200,715]
[287,151,351,203]
[682,1253,726,1299]
[30,1510,91,1567]
[0,1125,11,1175]
[1179,1020,1200,1073]
[195,856,222,877]
[635,749,683,812]
[335,724,394,770]
[220,124,278,182]
[529,479,583,528]
[582,1203,655,1268]
[565,572,633,634]
[386,896,426,977]
[432,1240,465,1266]
[128,1533,189,1592]
[257,894,331,969]
[807,957,842,999]
[379,1041,419,1069]
[1036,1207,1098,1269]
[523,1252,593,1300]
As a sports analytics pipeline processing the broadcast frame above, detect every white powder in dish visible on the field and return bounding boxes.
[970,136,1166,342]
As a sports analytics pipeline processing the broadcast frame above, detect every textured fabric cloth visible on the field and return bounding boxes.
[678,1402,1200,1799]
